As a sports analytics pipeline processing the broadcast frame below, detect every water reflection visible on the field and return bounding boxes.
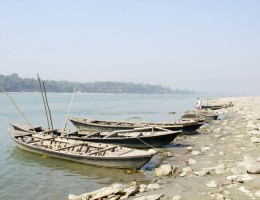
[11,147,149,184]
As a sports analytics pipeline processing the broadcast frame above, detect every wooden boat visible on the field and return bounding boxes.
[181,112,218,121]
[8,128,156,169]
[201,102,233,110]
[69,117,204,134]
[11,124,181,149]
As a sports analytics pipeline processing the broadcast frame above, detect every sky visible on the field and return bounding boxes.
[0,1,259,95]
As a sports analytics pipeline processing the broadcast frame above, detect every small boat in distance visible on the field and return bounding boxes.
[181,112,218,121]
[8,128,156,169]
[11,124,181,149]
[201,102,233,110]
[69,117,204,134]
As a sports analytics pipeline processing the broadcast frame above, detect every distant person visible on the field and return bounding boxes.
[196,98,202,110]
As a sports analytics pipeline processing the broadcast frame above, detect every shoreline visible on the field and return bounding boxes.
[69,96,260,200]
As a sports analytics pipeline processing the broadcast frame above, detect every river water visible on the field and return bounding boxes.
[0,93,218,200]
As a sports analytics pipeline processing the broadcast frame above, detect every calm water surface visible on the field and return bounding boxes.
[0,93,218,200]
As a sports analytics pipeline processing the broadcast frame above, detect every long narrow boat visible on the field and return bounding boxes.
[11,124,181,149]
[201,102,233,110]
[8,128,156,169]
[69,117,204,134]
[181,112,218,121]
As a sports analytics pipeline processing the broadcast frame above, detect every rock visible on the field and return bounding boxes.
[179,171,186,177]
[186,146,193,153]
[191,150,201,155]
[241,154,260,174]
[194,169,210,177]
[238,186,254,198]
[213,128,222,133]
[110,195,121,200]
[201,147,210,152]
[203,164,226,175]
[251,136,260,143]
[255,190,260,197]
[133,194,164,200]
[139,184,147,193]
[154,163,172,176]
[172,194,183,200]
[245,163,260,174]
[68,194,81,200]
[162,151,173,157]
[188,159,197,165]
[215,193,225,200]
[219,151,225,156]
[68,183,127,200]
[182,167,193,172]
[147,183,160,190]
[206,180,218,188]
[226,174,254,182]
[231,166,247,175]
[123,186,139,196]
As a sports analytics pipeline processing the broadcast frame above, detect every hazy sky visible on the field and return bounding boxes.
[0,1,259,95]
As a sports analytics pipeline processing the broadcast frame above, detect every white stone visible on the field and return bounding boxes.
[147,183,160,190]
[133,194,164,200]
[206,180,218,188]
[191,150,201,155]
[251,136,260,143]
[188,159,198,165]
[231,166,247,175]
[154,163,172,176]
[172,194,183,200]
[255,190,260,197]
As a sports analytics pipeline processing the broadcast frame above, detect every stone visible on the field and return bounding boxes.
[139,184,147,193]
[147,183,160,190]
[213,128,222,133]
[231,166,247,175]
[255,191,260,197]
[206,180,218,188]
[154,163,172,176]
[186,146,193,153]
[133,194,164,200]
[123,186,139,196]
[245,163,260,174]
[251,136,260,143]
[191,150,201,155]
[194,169,210,177]
[188,159,197,165]
[172,194,183,200]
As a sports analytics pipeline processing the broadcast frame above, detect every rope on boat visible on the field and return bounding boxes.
[134,136,168,154]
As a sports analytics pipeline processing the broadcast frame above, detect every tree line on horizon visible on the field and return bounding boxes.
[0,73,195,94]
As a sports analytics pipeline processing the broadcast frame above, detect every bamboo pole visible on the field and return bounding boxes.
[42,81,54,133]
[37,74,51,132]
[0,83,36,133]
[63,88,76,130]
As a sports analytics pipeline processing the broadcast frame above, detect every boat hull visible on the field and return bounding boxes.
[69,118,203,134]
[10,133,154,169]
[69,132,180,149]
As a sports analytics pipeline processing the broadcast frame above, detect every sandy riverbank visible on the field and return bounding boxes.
[69,97,260,200]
